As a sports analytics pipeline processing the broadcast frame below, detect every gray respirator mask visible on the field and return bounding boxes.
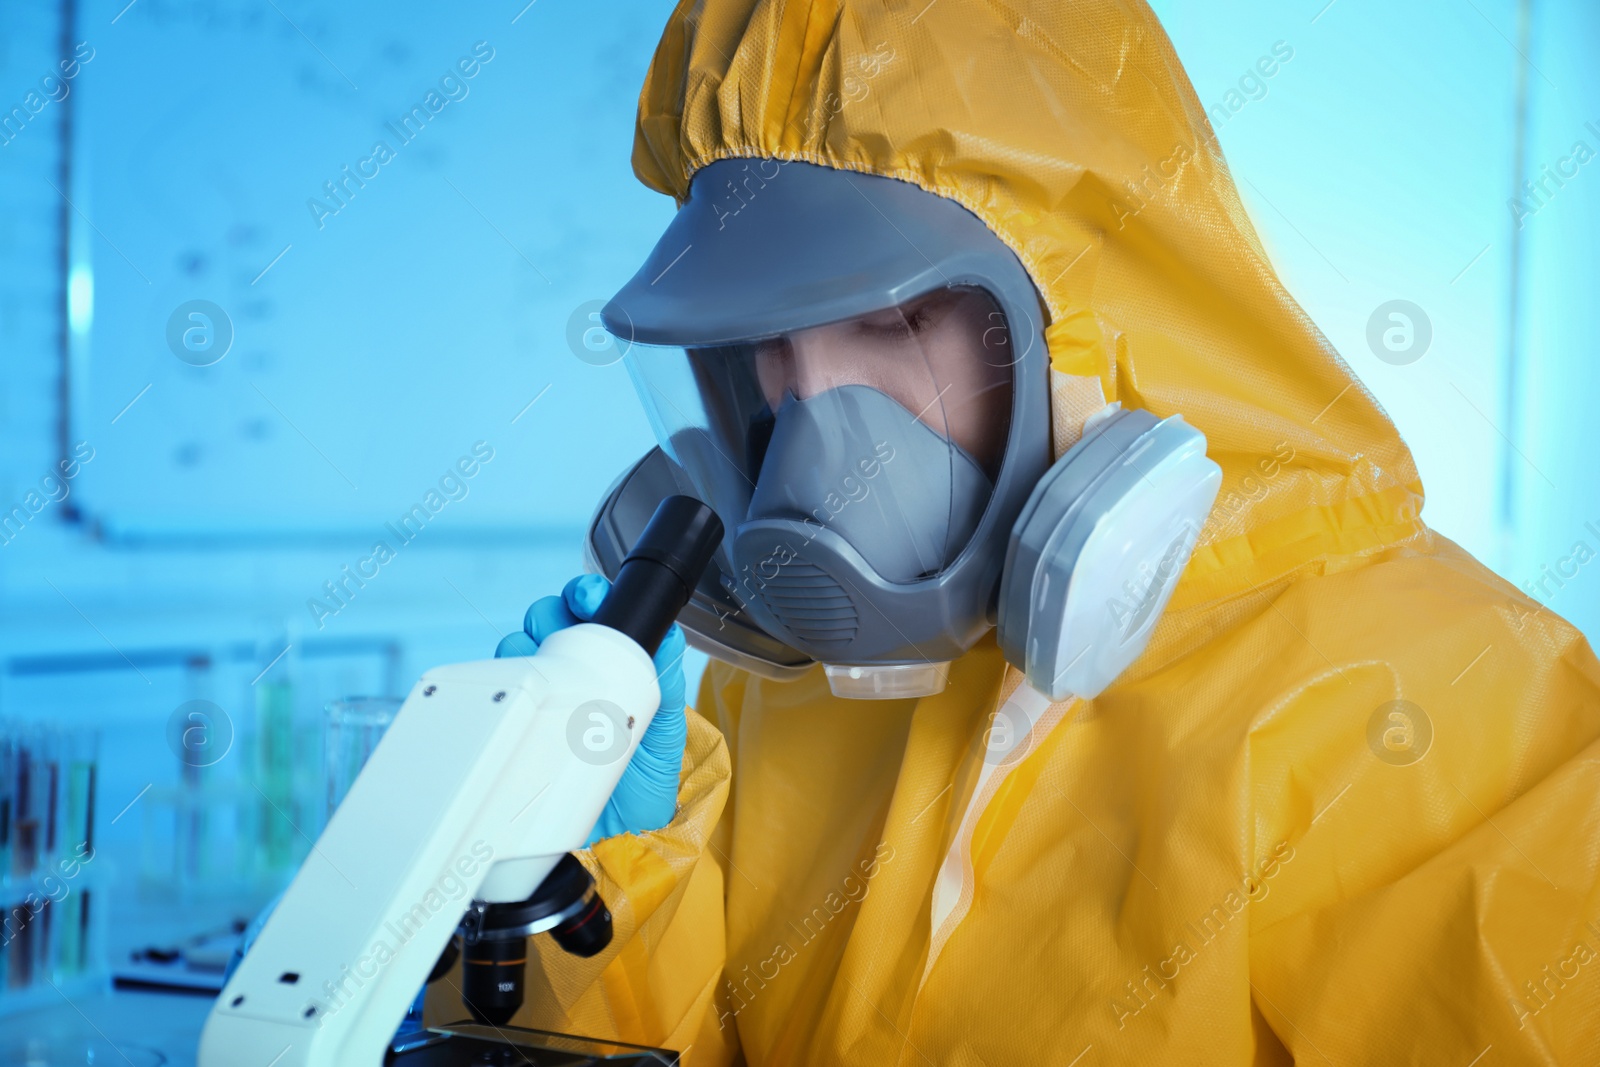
[587,160,1220,700]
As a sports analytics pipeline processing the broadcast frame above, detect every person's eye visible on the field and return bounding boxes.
[857,319,914,341]
[856,305,935,342]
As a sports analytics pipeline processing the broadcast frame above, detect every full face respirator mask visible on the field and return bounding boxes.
[587,160,1221,701]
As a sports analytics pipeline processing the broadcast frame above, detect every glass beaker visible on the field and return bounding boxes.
[321,695,423,1035]
[324,697,402,820]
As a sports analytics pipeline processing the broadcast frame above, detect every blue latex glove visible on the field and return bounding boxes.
[495,574,688,846]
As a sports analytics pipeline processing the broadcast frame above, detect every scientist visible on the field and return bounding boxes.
[455,0,1600,1062]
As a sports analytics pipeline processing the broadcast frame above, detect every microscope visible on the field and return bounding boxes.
[198,497,722,1066]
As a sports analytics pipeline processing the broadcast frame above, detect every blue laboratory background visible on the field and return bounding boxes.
[0,0,1595,971]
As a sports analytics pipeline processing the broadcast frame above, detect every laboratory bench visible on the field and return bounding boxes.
[7,986,215,1066]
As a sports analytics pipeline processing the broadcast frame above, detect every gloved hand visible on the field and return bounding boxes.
[495,574,688,846]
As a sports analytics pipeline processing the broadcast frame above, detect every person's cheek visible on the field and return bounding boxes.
[752,345,789,410]
[932,325,1004,465]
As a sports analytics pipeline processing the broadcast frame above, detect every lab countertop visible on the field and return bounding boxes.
[8,986,215,1066]
[7,894,241,1065]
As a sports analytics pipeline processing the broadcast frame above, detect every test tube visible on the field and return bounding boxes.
[0,726,12,990]
[6,725,47,989]
[180,655,213,883]
[254,628,297,872]
[56,728,97,974]
[11,726,40,880]
[0,730,13,887]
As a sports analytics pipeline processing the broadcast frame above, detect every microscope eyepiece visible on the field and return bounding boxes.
[591,495,723,657]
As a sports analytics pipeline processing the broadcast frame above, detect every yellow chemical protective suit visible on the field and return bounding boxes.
[430,1,1600,1062]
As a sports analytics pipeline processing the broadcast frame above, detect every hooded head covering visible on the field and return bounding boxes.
[628,0,1425,620]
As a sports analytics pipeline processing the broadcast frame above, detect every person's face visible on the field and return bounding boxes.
[751,286,1014,472]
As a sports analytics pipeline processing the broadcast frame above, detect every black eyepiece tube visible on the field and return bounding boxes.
[590,496,723,657]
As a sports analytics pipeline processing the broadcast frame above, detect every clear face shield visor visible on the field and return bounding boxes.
[617,285,1017,667]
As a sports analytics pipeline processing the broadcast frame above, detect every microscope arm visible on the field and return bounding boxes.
[197,623,660,1067]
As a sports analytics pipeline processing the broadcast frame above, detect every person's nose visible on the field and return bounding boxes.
[786,332,838,401]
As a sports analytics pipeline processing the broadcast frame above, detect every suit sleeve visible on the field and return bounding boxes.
[1248,544,1600,1063]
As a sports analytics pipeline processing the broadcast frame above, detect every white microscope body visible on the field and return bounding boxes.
[196,494,730,1067]
[197,622,659,1066]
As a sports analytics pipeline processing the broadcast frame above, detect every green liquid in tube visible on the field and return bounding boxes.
[256,680,296,872]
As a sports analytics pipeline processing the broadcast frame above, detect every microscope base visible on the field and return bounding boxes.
[387,1022,678,1066]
